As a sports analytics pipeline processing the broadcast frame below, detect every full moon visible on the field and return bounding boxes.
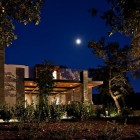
[75,38,81,45]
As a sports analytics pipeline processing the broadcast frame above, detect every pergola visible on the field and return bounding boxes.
[24,78,103,94]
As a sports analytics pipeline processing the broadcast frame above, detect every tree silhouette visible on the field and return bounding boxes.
[35,60,55,121]
[0,0,43,47]
[89,41,134,114]
[90,0,140,74]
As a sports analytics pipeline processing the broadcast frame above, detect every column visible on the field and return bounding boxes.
[80,71,88,102]
[16,68,25,105]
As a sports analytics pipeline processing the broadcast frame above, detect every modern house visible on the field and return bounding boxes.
[4,64,103,106]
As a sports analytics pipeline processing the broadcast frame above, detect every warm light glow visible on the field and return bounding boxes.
[30,83,33,85]
[53,71,57,79]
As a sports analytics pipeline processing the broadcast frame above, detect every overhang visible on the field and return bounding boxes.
[24,78,103,94]
[24,78,82,93]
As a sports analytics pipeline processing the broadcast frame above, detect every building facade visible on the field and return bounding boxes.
[4,64,103,106]
[4,64,29,105]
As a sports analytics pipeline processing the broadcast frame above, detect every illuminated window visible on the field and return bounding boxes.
[53,71,57,79]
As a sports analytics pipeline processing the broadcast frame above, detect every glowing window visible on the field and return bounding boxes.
[53,71,57,79]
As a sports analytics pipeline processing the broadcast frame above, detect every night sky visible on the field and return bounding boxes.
[5,0,140,92]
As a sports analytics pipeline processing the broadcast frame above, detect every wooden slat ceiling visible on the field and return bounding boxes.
[24,79,103,94]
[24,80,81,93]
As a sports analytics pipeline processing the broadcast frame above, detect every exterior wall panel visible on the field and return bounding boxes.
[4,64,29,106]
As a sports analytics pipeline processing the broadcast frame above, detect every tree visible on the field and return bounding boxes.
[89,66,133,114]
[36,60,55,97]
[89,66,114,106]
[90,0,140,73]
[35,60,55,121]
[0,0,43,47]
[88,41,134,114]
[0,0,43,105]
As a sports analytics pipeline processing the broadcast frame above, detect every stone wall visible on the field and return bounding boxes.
[73,87,82,102]
[65,91,72,104]
[80,71,88,102]
[80,71,92,103]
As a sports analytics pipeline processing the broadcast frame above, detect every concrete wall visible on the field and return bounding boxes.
[4,64,29,106]
[133,110,140,116]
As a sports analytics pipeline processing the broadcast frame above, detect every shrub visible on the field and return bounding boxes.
[49,104,66,121]
[66,102,94,120]
[34,104,66,122]
[15,102,36,122]
[95,108,102,118]
[0,105,12,122]
[121,107,131,117]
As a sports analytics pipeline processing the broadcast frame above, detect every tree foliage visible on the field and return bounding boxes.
[88,41,134,114]
[90,0,140,74]
[35,60,55,121]
[36,60,55,96]
[0,0,43,47]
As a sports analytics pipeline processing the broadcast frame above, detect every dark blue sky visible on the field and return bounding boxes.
[5,0,140,92]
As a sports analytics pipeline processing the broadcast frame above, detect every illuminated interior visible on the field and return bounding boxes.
[24,65,103,105]
[53,71,57,79]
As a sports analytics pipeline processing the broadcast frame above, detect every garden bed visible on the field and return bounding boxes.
[0,118,140,139]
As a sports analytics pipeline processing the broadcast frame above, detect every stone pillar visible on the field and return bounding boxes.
[16,68,25,105]
[72,87,81,102]
[0,46,5,105]
[80,71,89,102]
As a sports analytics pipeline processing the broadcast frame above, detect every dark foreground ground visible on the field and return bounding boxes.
[0,118,140,140]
